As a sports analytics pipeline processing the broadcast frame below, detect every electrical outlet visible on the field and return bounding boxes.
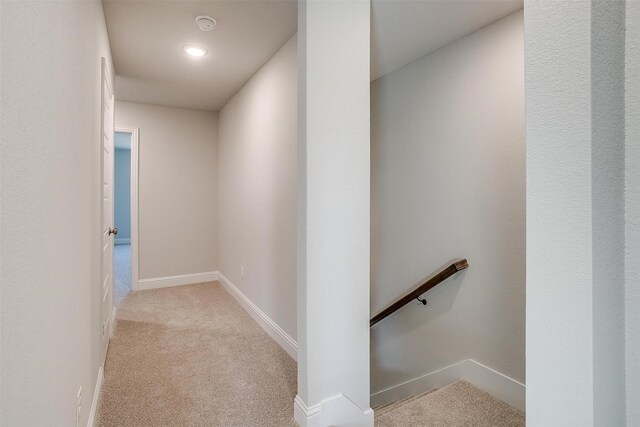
[76,387,82,427]
[240,265,244,279]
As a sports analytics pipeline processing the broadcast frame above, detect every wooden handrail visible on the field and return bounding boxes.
[370,259,469,327]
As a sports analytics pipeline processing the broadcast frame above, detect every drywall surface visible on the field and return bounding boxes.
[0,1,113,425]
[218,35,297,341]
[525,4,592,422]
[297,0,372,421]
[115,102,218,279]
[114,148,131,241]
[371,10,525,395]
[591,1,626,424]
[525,0,625,424]
[627,0,640,425]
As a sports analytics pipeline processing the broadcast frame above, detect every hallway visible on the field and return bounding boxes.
[113,244,131,306]
[96,282,297,426]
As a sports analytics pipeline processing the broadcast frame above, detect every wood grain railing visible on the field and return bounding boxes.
[370,259,469,327]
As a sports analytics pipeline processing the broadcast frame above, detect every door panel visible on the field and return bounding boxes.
[101,58,115,365]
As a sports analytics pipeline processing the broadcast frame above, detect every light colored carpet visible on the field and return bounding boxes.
[373,388,436,418]
[374,380,525,427]
[97,281,297,427]
[113,243,131,306]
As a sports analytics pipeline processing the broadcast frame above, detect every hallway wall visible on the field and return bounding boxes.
[115,102,218,280]
[627,0,640,424]
[0,1,114,425]
[218,35,297,341]
[370,11,525,393]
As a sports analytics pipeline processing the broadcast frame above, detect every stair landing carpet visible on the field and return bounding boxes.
[96,281,297,427]
[374,380,525,427]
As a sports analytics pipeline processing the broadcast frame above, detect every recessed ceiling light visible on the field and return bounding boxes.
[183,46,207,57]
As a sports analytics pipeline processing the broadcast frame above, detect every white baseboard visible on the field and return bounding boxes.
[114,238,130,245]
[134,272,523,415]
[370,359,525,412]
[87,366,104,427]
[294,393,374,427]
[135,271,219,291]
[217,271,298,361]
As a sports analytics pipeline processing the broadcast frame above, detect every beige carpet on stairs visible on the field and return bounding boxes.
[96,281,297,427]
[374,388,437,418]
[374,380,525,427]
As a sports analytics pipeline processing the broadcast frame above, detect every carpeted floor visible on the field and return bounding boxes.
[96,281,297,427]
[113,243,131,306]
[374,380,525,427]
[98,281,522,426]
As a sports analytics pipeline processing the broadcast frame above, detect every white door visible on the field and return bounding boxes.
[101,58,115,364]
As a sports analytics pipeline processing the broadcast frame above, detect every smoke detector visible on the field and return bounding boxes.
[195,15,217,32]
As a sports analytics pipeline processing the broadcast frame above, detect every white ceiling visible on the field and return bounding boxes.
[103,0,297,112]
[104,0,522,111]
[371,0,523,80]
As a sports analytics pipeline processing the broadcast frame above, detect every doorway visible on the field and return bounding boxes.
[113,127,139,305]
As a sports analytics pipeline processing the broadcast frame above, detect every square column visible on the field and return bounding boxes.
[295,0,372,426]
[525,0,626,424]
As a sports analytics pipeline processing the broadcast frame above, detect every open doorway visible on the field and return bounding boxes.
[113,127,139,305]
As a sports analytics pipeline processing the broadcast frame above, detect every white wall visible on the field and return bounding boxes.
[591,1,626,423]
[370,10,525,395]
[115,102,218,280]
[296,0,373,424]
[626,0,640,424]
[0,1,113,425]
[525,0,626,424]
[218,35,297,341]
[114,146,131,241]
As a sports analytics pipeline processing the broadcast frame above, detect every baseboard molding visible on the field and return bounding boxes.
[87,366,104,427]
[135,271,219,291]
[217,271,298,361]
[294,393,373,427]
[370,359,525,412]
[135,272,523,414]
[114,238,130,245]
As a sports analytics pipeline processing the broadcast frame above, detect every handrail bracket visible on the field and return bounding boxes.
[370,258,469,327]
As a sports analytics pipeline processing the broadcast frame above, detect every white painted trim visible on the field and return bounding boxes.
[370,359,525,412]
[294,395,321,421]
[217,271,298,361]
[113,238,130,245]
[114,126,139,291]
[459,359,525,412]
[87,366,104,427]
[136,271,219,291]
[99,57,115,368]
[294,393,374,427]
[294,396,322,427]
